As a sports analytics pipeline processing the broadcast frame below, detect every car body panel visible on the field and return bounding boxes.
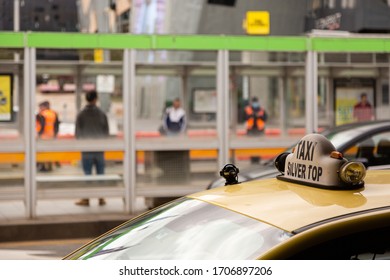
[190,170,390,232]
[260,210,390,259]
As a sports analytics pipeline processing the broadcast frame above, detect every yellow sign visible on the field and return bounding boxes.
[243,11,270,35]
[0,74,12,121]
[94,49,104,63]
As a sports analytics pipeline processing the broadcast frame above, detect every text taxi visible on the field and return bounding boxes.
[65,134,390,260]
[276,134,366,189]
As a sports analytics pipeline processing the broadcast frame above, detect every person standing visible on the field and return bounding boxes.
[353,93,374,122]
[162,98,186,136]
[36,100,60,140]
[36,100,60,171]
[75,90,109,206]
[244,97,268,136]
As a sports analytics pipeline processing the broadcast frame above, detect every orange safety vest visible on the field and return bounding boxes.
[36,109,58,139]
[245,106,265,131]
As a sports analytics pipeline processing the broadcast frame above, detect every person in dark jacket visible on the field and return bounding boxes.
[75,90,109,206]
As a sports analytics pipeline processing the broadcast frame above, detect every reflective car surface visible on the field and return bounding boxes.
[65,198,289,260]
[207,120,390,189]
[65,170,390,260]
[65,134,390,260]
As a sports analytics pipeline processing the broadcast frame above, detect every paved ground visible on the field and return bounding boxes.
[0,198,142,260]
[0,197,147,222]
[0,238,91,260]
[0,197,148,243]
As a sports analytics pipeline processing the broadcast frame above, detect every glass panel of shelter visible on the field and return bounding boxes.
[134,51,220,208]
[228,51,306,168]
[0,49,25,209]
[34,49,126,211]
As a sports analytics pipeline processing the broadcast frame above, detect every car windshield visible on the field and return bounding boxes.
[65,198,290,260]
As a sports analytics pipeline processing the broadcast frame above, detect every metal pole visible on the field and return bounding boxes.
[386,58,390,117]
[305,51,313,134]
[382,62,390,117]
[30,48,37,218]
[13,0,20,62]
[313,52,318,131]
[230,68,238,132]
[182,68,189,123]
[223,50,230,164]
[217,50,229,168]
[305,51,318,133]
[14,0,20,127]
[123,49,136,213]
[24,47,37,218]
[23,46,30,218]
[280,72,287,136]
[14,0,20,32]
[75,66,82,114]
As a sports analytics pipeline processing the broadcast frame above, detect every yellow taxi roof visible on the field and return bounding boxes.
[188,170,390,233]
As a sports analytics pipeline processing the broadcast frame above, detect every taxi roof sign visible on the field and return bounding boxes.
[275,134,366,190]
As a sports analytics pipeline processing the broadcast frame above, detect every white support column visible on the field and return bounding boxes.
[23,47,37,218]
[182,68,189,122]
[75,66,82,114]
[14,0,20,126]
[388,62,390,116]
[280,73,287,136]
[217,50,229,169]
[313,52,318,131]
[123,49,137,213]
[305,51,318,134]
[14,0,20,32]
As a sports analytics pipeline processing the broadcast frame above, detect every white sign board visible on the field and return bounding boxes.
[96,75,115,93]
[193,89,217,113]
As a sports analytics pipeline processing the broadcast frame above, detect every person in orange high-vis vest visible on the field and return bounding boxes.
[36,101,60,139]
[36,101,60,171]
[245,97,267,136]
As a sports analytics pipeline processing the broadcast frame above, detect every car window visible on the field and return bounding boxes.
[372,132,390,166]
[342,131,390,168]
[289,226,390,260]
[325,127,367,148]
[65,198,291,260]
[323,123,388,148]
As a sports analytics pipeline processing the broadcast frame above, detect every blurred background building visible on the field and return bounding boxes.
[3,1,390,35]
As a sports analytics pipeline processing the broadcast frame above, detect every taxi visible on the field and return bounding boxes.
[64,134,390,260]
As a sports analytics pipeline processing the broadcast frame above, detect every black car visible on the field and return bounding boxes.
[208,120,390,189]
